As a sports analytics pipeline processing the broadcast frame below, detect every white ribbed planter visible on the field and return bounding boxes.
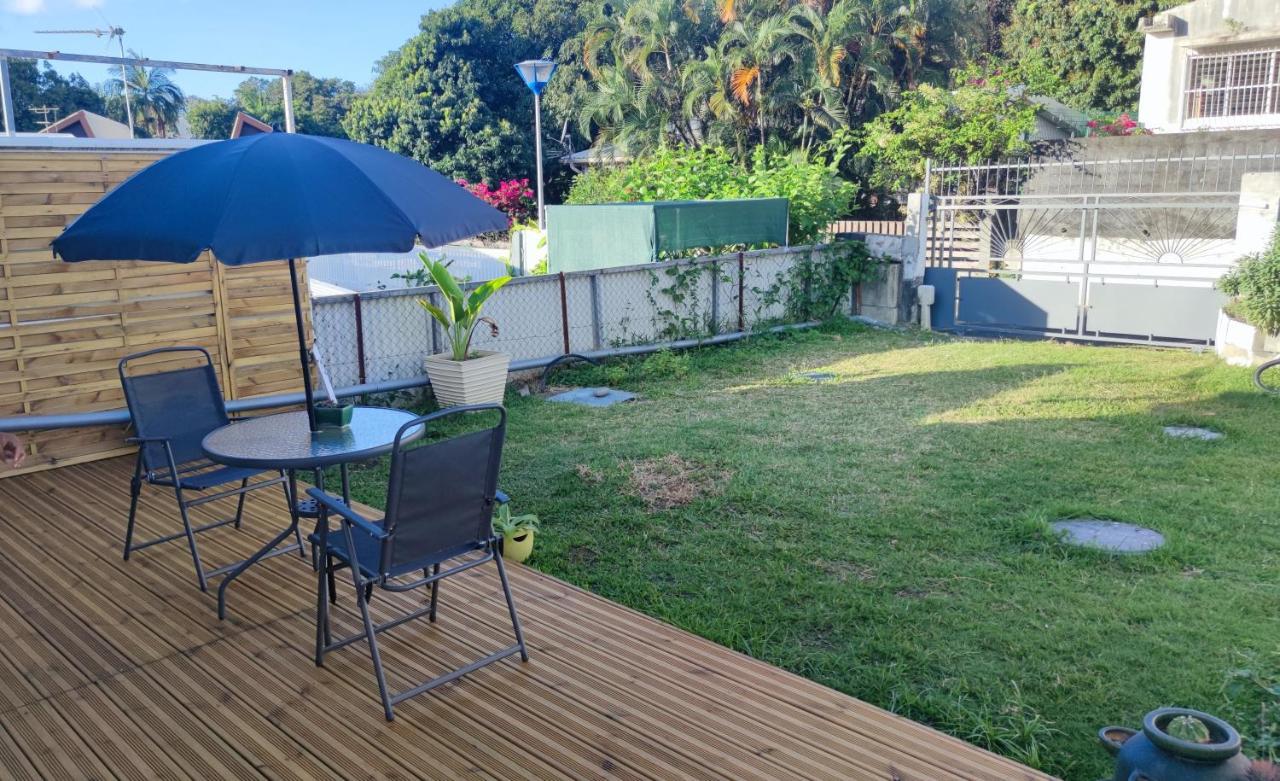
[1215,310,1280,367]
[424,351,511,406]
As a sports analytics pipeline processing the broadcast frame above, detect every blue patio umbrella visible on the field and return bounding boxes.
[51,133,509,431]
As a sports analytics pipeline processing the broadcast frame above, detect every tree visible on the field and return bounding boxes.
[856,64,1038,192]
[185,97,239,140]
[4,59,104,132]
[104,51,185,137]
[574,0,985,158]
[1000,0,1179,113]
[345,0,593,186]
[232,72,357,137]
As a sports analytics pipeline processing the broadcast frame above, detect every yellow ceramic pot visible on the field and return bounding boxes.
[503,531,534,564]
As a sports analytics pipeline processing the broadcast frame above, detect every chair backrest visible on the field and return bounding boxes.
[119,347,229,472]
[380,404,506,575]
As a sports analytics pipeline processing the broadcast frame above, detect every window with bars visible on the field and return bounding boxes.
[1184,47,1280,121]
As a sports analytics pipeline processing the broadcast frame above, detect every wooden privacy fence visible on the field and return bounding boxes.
[0,147,310,477]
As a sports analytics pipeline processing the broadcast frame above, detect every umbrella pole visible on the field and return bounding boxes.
[288,258,319,432]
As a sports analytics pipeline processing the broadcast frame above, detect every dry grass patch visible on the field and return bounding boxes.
[625,454,731,511]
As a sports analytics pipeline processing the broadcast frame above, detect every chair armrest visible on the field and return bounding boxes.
[495,489,510,505]
[126,435,170,445]
[306,487,388,539]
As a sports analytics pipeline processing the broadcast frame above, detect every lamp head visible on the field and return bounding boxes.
[515,59,558,96]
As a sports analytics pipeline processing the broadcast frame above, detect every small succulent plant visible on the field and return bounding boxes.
[1166,714,1212,744]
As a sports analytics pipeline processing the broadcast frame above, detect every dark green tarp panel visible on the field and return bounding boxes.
[547,198,789,272]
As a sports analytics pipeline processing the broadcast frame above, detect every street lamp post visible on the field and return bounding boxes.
[514,59,557,230]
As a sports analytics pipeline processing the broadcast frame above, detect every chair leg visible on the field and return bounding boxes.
[123,454,144,561]
[175,489,209,592]
[327,554,337,605]
[494,549,529,662]
[355,577,395,721]
[233,478,249,529]
[428,563,440,623]
[316,552,330,666]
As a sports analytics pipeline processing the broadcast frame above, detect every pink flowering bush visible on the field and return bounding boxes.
[456,178,536,225]
[1086,113,1150,137]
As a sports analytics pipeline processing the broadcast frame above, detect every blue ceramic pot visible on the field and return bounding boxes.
[1099,708,1252,781]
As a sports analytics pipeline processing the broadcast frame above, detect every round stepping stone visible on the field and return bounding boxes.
[1163,425,1223,441]
[800,371,836,383]
[1050,519,1165,554]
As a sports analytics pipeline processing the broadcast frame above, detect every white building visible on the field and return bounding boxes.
[1138,0,1280,133]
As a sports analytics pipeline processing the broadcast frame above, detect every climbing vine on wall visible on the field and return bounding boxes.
[754,241,887,324]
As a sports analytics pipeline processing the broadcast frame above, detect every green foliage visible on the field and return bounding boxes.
[1219,229,1280,335]
[640,348,692,379]
[1001,0,1179,113]
[185,97,239,140]
[4,59,104,133]
[575,0,987,156]
[1222,652,1280,761]
[103,51,185,137]
[344,0,595,185]
[414,254,512,361]
[492,503,540,538]
[857,64,1038,192]
[753,241,886,322]
[566,143,856,245]
[227,72,357,138]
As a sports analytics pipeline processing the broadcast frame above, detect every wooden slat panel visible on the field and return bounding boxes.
[0,457,1056,781]
[0,148,310,477]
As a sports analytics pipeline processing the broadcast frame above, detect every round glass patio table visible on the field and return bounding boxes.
[202,407,424,619]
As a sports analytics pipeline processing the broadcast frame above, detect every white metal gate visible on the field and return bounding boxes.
[924,146,1279,345]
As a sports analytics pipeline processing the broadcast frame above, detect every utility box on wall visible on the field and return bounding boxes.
[546,198,789,272]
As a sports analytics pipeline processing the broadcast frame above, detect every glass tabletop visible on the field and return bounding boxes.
[202,407,424,470]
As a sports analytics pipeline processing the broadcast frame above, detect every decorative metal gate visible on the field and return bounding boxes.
[923,146,1280,345]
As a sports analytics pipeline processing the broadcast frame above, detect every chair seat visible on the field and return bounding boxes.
[151,463,267,490]
[309,523,485,580]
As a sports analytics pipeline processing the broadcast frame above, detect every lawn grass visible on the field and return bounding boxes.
[338,322,1280,780]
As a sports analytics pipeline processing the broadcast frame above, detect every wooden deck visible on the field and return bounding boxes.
[0,457,1054,780]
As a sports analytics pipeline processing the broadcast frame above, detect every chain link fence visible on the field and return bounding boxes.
[311,244,906,389]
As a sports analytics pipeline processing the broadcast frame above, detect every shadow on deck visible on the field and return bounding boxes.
[0,457,1054,780]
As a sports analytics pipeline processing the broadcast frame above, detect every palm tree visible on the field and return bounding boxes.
[105,51,185,137]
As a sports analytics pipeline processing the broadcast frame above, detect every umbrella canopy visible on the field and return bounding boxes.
[52,133,509,264]
[51,133,511,432]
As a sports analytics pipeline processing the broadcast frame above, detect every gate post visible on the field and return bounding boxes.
[1237,172,1280,256]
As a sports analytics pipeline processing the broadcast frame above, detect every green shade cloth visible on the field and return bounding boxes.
[547,198,789,272]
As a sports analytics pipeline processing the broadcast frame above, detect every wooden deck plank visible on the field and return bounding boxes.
[0,457,1057,781]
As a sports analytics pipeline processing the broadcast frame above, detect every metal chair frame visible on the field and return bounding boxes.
[309,404,528,721]
[120,347,294,591]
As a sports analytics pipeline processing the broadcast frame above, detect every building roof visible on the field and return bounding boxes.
[230,112,273,138]
[39,110,132,139]
[1031,95,1093,136]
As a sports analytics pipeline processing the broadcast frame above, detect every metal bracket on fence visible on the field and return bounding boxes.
[558,271,571,355]
[709,261,720,335]
[538,353,601,393]
[427,290,441,354]
[589,272,603,350]
[737,252,745,332]
[353,293,367,385]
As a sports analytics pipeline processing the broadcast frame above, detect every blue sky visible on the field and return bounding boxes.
[0,0,453,97]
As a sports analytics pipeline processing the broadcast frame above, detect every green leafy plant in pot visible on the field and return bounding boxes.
[492,504,539,564]
[417,254,513,406]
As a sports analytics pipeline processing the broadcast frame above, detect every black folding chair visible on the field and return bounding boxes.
[119,347,293,591]
[308,404,528,720]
